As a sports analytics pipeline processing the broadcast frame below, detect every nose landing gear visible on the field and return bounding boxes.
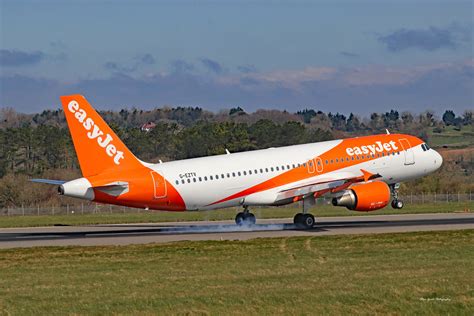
[391,199,404,209]
[390,183,404,209]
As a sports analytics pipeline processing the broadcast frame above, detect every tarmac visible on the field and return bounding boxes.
[0,213,473,248]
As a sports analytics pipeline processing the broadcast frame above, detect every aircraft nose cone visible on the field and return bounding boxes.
[433,150,443,170]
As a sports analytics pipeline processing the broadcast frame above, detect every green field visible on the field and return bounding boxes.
[0,202,472,228]
[0,230,472,315]
[428,125,474,148]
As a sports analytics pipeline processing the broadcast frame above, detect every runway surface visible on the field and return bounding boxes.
[0,213,473,248]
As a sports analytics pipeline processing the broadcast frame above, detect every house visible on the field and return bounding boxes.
[140,122,156,132]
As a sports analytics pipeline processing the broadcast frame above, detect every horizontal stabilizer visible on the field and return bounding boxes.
[30,179,67,185]
[94,181,129,197]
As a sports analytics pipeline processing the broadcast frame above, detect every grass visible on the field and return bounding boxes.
[0,202,472,228]
[0,230,472,315]
[428,125,474,148]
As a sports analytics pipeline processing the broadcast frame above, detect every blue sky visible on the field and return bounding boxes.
[0,0,472,114]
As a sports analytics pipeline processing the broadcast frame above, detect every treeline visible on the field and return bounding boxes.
[0,106,472,207]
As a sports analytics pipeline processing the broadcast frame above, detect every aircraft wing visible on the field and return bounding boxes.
[275,169,381,202]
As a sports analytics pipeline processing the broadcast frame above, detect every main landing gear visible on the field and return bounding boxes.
[293,196,316,229]
[293,213,315,229]
[390,183,404,209]
[235,207,256,226]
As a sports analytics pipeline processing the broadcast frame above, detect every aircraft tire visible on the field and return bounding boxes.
[391,200,404,209]
[294,213,315,229]
[235,212,245,225]
[302,214,315,229]
[293,213,304,226]
[235,212,256,225]
[245,213,256,225]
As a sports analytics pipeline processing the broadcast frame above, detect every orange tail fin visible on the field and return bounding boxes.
[60,95,142,177]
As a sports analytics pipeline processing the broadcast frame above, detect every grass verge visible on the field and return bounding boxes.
[0,230,472,315]
[0,202,472,228]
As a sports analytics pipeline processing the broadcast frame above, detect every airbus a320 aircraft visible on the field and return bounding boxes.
[33,95,443,228]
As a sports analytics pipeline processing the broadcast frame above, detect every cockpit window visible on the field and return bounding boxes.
[421,143,430,151]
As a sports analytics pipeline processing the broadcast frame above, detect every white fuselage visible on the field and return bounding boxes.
[146,135,442,211]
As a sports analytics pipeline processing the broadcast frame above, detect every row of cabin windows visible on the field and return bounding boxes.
[174,150,402,185]
[176,163,304,185]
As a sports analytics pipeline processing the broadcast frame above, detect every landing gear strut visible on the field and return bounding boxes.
[235,207,256,226]
[390,183,404,209]
[293,195,316,229]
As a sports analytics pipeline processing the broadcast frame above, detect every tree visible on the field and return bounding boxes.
[296,109,317,124]
[383,110,400,129]
[442,110,456,126]
[462,111,473,126]
[346,113,361,132]
[327,112,346,130]
[229,107,246,116]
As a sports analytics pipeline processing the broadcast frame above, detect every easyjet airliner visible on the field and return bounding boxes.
[32,95,443,228]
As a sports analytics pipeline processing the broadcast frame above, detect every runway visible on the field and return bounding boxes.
[0,213,473,248]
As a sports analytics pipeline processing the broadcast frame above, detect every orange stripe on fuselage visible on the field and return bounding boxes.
[208,134,422,206]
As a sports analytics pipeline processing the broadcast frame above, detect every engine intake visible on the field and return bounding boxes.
[332,181,390,212]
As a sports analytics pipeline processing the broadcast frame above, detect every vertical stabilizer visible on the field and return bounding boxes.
[60,95,142,177]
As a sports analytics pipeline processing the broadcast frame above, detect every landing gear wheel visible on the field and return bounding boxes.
[293,213,304,225]
[391,200,404,209]
[294,213,315,229]
[235,211,256,226]
[302,214,315,228]
[245,213,256,225]
[235,212,245,225]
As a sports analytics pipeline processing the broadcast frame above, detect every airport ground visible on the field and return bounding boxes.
[0,229,472,315]
[0,203,472,314]
[0,201,472,228]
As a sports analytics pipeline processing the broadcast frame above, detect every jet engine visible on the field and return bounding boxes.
[332,181,390,212]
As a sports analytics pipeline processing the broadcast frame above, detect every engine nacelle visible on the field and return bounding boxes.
[332,181,390,212]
